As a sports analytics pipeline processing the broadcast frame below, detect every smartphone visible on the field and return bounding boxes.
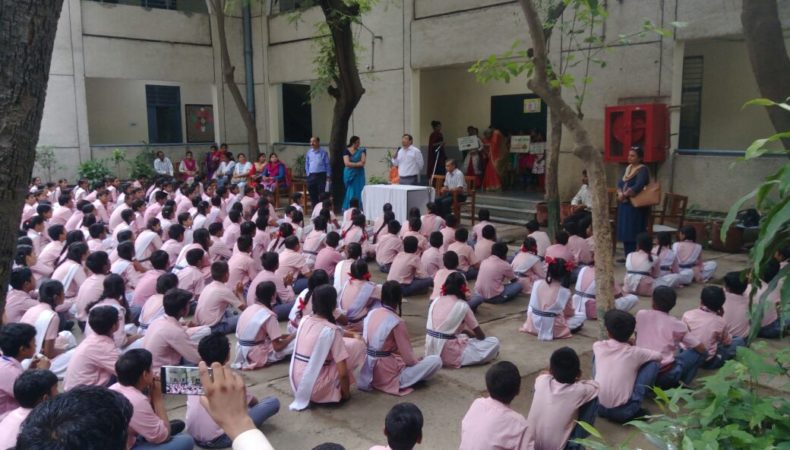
[160,365,210,395]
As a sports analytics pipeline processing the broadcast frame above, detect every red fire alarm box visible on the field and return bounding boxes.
[604,103,668,163]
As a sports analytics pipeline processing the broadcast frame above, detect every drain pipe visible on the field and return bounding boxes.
[242,4,256,121]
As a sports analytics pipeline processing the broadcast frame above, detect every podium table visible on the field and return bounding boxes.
[361,184,435,224]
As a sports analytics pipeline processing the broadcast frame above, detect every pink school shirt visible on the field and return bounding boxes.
[635,309,700,368]
[682,308,733,360]
[593,339,662,408]
[139,294,165,330]
[420,214,445,237]
[5,289,38,324]
[314,247,343,275]
[143,202,162,224]
[374,234,403,266]
[276,249,309,280]
[132,270,165,308]
[567,235,593,265]
[339,280,382,330]
[51,259,86,300]
[186,393,254,443]
[0,407,30,450]
[20,304,59,341]
[420,247,442,277]
[63,333,120,391]
[75,274,107,322]
[722,292,750,338]
[222,222,241,247]
[247,270,294,305]
[109,383,169,447]
[474,255,515,298]
[511,252,546,294]
[235,304,282,369]
[402,230,428,255]
[64,210,83,232]
[143,315,201,371]
[430,268,456,300]
[674,241,704,281]
[93,200,111,224]
[160,239,182,266]
[176,265,205,299]
[227,251,259,290]
[522,282,572,339]
[37,241,63,276]
[529,230,551,257]
[447,241,477,271]
[460,397,529,450]
[195,281,242,327]
[430,295,479,368]
[440,227,456,252]
[51,206,73,227]
[526,374,599,450]
[471,220,493,242]
[364,307,419,395]
[473,238,495,262]
[291,315,351,404]
[0,357,23,420]
[545,244,573,264]
[387,253,426,285]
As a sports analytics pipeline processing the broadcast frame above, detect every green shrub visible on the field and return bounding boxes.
[77,160,113,185]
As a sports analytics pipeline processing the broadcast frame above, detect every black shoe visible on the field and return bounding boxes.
[169,419,186,435]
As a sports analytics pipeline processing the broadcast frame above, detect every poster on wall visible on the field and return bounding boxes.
[523,98,542,113]
[185,104,214,143]
[458,136,480,151]
[510,135,532,153]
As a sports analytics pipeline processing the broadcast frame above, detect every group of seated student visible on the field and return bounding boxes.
[6,173,787,449]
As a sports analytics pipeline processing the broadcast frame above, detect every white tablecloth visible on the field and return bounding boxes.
[361,184,435,224]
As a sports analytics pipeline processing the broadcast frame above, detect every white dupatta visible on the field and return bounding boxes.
[134,230,159,259]
[231,306,273,370]
[571,266,595,321]
[512,252,541,276]
[338,280,376,323]
[624,252,653,293]
[288,319,336,411]
[24,308,73,377]
[528,280,571,341]
[358,308,400,391]
[333,260,350,292]
[60,261,82,297]
[425,297,468,358]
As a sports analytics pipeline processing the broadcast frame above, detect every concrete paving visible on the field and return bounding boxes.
[162,245,786,450]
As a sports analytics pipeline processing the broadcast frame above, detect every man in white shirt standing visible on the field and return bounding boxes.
[153,151,174,177]
[391,134,424,186]
[437,159,466,217]
[571,170,592,212]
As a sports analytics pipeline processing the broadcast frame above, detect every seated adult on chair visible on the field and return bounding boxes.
[437,160,466,217]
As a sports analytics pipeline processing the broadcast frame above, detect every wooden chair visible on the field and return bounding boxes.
[432,175,477,226]
[652,193,688,234]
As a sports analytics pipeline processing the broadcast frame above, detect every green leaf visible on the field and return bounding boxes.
[576,421,603,439]
[751,200,790,274]
[742,98,777,109]
[720,186,758,241]
[744,132,790,159]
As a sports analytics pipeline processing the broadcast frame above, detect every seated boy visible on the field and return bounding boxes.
[470,209,493,245]
[594,310,662,423]
[469,243,522,311]
[6,268,38,324]
[175,248,206,304]
[473,225,496,262]
[64,306,121,391]
[526,347,599,450]
[143,289,201,372]
[195,261,246,334]
[186,333,280,448]
[431,251,459,300]
[314,231,343,277]
[635,286,706,389]
[402,218,429,255]
[545,231,574,263]
[460,361,528,450]
[387,236,433,297]
[369,403,423,450]
[0,323,50,420]
[682,286,745,370]
[0,368,59,450]
[722,271,750,340]
[375,221,404,273]
[420,232,443,277]
[447,228,479,280]
[526,220,550,257]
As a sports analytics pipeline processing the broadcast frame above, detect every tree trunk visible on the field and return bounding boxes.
[0,0,64,317]
[318,0,366,209]
[208,0,260,156]
[741,0,790,149]
[519,0,615,337]
[545,102,563,240]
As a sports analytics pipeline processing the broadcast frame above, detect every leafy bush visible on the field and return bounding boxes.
[368,175,387,184]
[129,143,156,180]
[35,145,62,182]
[77,160,113,185]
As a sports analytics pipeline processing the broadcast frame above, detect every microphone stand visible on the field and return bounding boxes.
[428,144,443,188]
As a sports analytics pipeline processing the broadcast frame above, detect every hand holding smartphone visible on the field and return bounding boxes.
[160,365,210,395]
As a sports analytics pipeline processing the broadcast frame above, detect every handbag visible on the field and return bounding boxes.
[630,181,661,208]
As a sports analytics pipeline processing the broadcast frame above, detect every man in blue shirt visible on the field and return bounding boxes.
[305,136,332,207]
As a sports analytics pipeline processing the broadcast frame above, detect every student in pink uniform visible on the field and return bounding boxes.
[267,222,293,255]
[75,251,111,329]
[623,232,680,296]
[195,262,246,334]
[375,221,403,273]
[289,285,366,410]
[447,228,479,280]
[473,224,496,262]
[6,268,39,324]
[594,310,662,423]
[673,225,717,284]
[208,222,231,262]
[333,242,362,292]
[302,216,328,269]
[34,225,66,278]
[521,257,573,341]
[20,281,75,377]
[226,235,259,291]
[138,274,180,336]
[233,281,295,370]
[161,224,185,267]
[567,264,638,332]
[109,349,195,450]
[314,231,343,276]
[470,209,493,245]
[469,243,522,311]
[338,260,381,332]
[460,361,528,450]
[369,403,424,450]
[368,210,394,256]
[221,209,242,247]
[425,273,500,368]
[526,347,599,449]
[175,249,206,303]
[144,191,168,225]
[510,237,546,295]
[420,232,443,277]
[545,231,574,264]
[112,241,146,296]
[402,218,429,256]
[0,324,51,420]
[87,223,109,253]
[0,369,59,450]
[565,220,594,266]
[50,194,74,227]
[84,274,142,350]
[652,231,680,278]
[247,251,297,321]
[682,286,745,370]
[635,286,706,389]
[430,251,460,300]
[277,236,312,294]
[50,242,89,310]
[341,213,368,249]
[143,289,202,371]
[64,306,121,390]
[439,214,458,253]
[130,250,170,317]
[722,271,750,340]
[187,333,281,448]
[388,236,433,297]
[359,281,441,395]
[419,202,445,237]
[134,219,163,263]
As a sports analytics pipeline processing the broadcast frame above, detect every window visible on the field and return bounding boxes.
[146,85,183,144]
[679,56,703,149]
[277,0,317,13]
[282,84,312,143]
[85,0,208,14]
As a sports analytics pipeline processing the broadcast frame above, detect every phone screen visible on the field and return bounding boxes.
[160,365,208,395]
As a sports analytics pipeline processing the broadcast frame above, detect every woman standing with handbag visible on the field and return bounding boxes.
[616,147,651,257]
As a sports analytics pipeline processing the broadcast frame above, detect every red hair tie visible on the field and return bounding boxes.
[440,286,446,296]
[545,256,556,265]
[565,260,576,272]
[460,284,469,296]
[277,231,283,238]
[520,245,527,252]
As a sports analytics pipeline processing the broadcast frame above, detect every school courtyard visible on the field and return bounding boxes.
[156,241,784,450]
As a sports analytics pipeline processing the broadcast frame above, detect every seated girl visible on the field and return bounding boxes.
[673,225,717,284]
[510,237,545,295]
[232,281,295,370]
[566,265,638,332]
[652,232,679,278]
[520,257,573,341]
[85,274,143,350]
[623,233,680,296]
[338,260,381,332]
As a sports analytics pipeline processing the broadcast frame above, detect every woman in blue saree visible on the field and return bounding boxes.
[616,147,651,257]
[342,135,366,210]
